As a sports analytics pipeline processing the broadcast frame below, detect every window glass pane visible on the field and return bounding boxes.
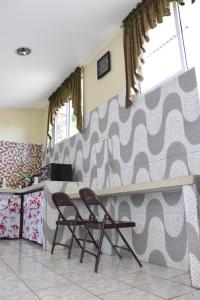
[69,102,78,137]
[179,0,200,86]
[141,6,182,92]
[54,103,67,144]
[54,101,78,145]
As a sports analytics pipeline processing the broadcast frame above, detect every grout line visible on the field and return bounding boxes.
[1,240,199,299]
[1,257,42,300]
[23,249,102,298]
[36,255,153,297]
[137,283,194,300]
[31,251,133,297]
[168,273,192,288]
[34,259,102,297]
[97,287,167,300]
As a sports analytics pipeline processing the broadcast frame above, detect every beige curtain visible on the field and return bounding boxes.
[123,0,186,108]
[47,67,82,149]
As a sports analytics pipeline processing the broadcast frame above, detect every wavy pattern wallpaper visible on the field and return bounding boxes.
[44,68,200,273]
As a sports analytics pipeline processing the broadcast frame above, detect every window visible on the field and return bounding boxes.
[141,2,197,93]
[54,101,78,144]
[179,0,200,87]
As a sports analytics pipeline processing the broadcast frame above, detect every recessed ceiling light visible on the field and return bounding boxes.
[16,47,31,56]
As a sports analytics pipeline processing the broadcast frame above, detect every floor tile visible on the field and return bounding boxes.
[0,277,31,298]
[98,264,137,278]
[0,273,19,283]
[171,273,192,286]
[82,253,141,272]
[3,257,50,277]
[0,259,14,274]
[33,249,77,263]
[99,288,164,300]
[21,247,44,257]
[21,269,69,290]
[1,240,200,300]
[62,271,131,296]
[33,253,67,265]
[0,292,40,300]
[141,277,195,299]
[0,245,21,257]
[35,282,100,300]
[172,292,200,299]
[115,271,163,287]
[141,262,187,279]
[40,257,92,274]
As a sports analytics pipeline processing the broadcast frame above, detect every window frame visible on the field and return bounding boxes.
[53,101,77,145]
[140,2,191,95]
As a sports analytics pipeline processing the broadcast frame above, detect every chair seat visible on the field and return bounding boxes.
[57,219,86,226]
[79,187,142,273]
[85,220,136,229]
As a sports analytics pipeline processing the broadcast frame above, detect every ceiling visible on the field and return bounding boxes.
[0,0,138,108]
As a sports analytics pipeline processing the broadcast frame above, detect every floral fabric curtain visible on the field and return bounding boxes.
[0,194,21,238]
[23,191,44,244]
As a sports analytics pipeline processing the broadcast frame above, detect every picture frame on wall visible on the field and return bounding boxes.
[97,51,111,79]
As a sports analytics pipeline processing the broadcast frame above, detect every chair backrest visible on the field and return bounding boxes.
[79,188,100,206]
[79,188,113,223]
[52,192,73,207]
[52,192,80,221]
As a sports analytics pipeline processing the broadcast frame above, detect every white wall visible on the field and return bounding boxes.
[84,30,125,113]
[0,107,48,144]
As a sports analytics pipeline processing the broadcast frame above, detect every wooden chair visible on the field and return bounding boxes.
[79,188,142,272]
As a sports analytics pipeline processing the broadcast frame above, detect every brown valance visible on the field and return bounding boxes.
[123,0,188,108]
[47,67,82,148]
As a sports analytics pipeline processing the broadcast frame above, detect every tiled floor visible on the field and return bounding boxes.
[0,240,200,300]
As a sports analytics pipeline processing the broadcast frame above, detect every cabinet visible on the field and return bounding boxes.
[23,190,44,244]
[0,194,21,238]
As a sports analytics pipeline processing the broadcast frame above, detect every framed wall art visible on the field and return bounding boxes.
[97,51,111,79]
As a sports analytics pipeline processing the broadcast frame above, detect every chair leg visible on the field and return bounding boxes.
[68,223,77,259]
[51,223,59,254]
[80,229,88,263]
[88,230,99,249]
[67,225,83,249]
[94,224,105,273]
[117,228,142,267]
[104,232,122,259]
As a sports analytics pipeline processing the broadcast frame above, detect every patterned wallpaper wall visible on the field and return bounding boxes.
[44,68,200,270]
[0,141,42,187]
[44,68,200,186]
